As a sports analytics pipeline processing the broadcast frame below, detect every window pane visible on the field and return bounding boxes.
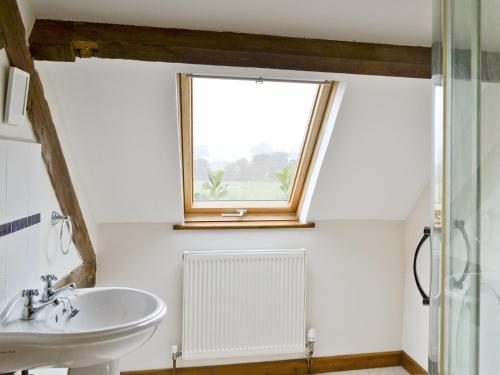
[192,77,318,202]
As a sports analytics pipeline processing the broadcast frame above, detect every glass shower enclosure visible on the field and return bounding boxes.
[431,0,500,374]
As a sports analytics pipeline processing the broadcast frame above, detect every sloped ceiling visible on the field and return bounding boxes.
[36,60,432,223]
[30,0,432,223]
[29,0,432,46]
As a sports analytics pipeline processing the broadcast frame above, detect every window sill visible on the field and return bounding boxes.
[173,220,315,230]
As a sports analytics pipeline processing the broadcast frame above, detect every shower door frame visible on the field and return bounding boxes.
[434,0,483,374]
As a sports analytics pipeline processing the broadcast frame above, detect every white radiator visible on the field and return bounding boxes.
[182,249,306,360]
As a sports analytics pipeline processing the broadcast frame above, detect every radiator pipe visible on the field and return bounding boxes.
[306,328,316,375]
[172,345,181,375]
[306,342,314,375]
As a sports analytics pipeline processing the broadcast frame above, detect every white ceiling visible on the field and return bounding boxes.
[36,59,432,223]
[28,0,432,46]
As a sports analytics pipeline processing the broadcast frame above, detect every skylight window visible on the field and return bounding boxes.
[178,74,337,227]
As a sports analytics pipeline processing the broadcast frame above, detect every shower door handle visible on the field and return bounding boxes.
[413,226,431,306]
[451,220,471,289]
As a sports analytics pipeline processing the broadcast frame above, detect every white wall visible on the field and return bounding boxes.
[0,5,94,373]
[97,220,405,372]
[401,185,431,369]
[0,48,84,306]
[1,1,98,249]
[34,61,99,247]
[36,59,432,224]
[17,0,36,39]
[2,2,432,374]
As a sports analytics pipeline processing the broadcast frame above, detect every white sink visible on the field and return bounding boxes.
[0,287,166,375]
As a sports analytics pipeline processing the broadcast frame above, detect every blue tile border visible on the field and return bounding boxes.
[0,213,41,237]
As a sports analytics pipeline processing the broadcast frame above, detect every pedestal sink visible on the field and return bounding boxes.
[0,287,167,375]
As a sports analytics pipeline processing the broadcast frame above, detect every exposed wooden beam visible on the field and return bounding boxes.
[0,32,5,50]
[0,0,96,287]
[56,263,96,289]
[29,20,431,79]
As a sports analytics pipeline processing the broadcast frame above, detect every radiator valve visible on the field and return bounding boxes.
[171,344,181,360]
[307,328,316,344]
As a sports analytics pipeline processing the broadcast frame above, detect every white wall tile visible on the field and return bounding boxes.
[6,230,27,278]
[5,143,31,222]
[26,224,41,287]
[0,138,83,312]
[0,143,7,225]
[0,237,5,279]
[0,277,6,305]
[0,140,41,306]
[27,143,42,217]
[0,143,7,288]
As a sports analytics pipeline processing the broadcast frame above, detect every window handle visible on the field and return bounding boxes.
[221,209,247,217]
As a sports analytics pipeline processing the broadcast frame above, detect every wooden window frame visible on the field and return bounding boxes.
[177,73,338,227]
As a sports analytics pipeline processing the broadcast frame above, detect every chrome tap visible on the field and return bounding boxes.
[21,289,60,320]
[40,274,76,302]
[59,296,80,318]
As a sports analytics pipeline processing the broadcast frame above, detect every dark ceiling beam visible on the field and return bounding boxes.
[0,32,5,50]
[0,1,96,287]
[29,19,432,79]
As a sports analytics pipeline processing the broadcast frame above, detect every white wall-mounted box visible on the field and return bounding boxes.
[4,67,30,127]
